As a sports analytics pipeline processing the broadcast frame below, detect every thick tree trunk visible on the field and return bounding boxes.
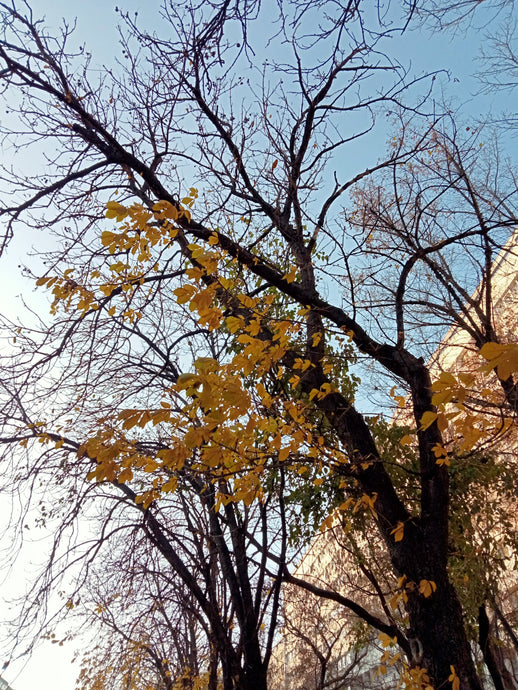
[243,664,268,690]
[392,532,483,690]
[406,577,483,689]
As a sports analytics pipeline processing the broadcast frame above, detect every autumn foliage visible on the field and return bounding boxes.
[0,2,517,690]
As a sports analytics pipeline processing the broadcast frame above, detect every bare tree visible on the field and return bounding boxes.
[0,2,517,689]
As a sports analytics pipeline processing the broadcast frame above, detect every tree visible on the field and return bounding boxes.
[2,413,290,689]
[75,508,222,690]
[269,524,389,690]
[415,0,514,28]
[325,122,518,683]
[0,1,517,688]
[477,8,518,132]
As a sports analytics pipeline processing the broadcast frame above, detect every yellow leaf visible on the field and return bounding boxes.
[400,434,414,446]
[438,371,457,385]
[480,341,518,381]
[284,266,298,283]
[354,492,378,515]
[378,633,397,648]
[449,665,460,690]
[194,357,219,373]
[436,413,448,433]
[105,200,128,221]
[152,200,178,219]
[176,373,202,389]
[293,358,311,372]
[390,521,405,542]
[458,372,475,385]
[219,276,232,289]
[480,341,505,359]
[418,579,437,598]
[246,319,261,336]
[162,477,178,493]
[226,316,243,333]
[173,284,197,304]
[420,411,438,430]
[389,592,401,611]
[150,409,171,425]
[118,468,133,483]
[432,443,447,458]
[311,332,322,347]
[278,447,290,462]
[309,388,319,401]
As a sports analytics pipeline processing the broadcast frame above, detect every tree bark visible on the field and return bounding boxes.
[394,533,483,690]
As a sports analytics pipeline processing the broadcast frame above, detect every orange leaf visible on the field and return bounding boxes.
[390,521,405,542]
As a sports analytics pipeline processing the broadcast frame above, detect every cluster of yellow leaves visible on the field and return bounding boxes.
[399,665,434,690]
[36,271,98,315]
[35,194,198,318]
[98,199,195,306]
[397,342,518,466]
[172,667,211,690]
[377,635,454,690]
[376,633,402,676]
[105,194,195,229]
[320,492,379,530]
[343,492,378,515]
[41,195,355,506]
[390,385,407,409]
[389,575,437,611]
[174,275,223,331]
[80,432,155,484]
[77,636,162,690]
[120,337,345,505]
[82,319,346,506]
[425,361,514,461]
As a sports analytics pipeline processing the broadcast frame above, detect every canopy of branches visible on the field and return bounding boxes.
[0,2,517,690]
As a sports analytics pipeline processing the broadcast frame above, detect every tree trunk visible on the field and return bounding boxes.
[479,604,517,690]
[243,663,268,690]
[406,577,483,689]
[393,532,483,690]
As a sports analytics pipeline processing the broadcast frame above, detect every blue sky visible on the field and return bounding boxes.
[0,1,516,689]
